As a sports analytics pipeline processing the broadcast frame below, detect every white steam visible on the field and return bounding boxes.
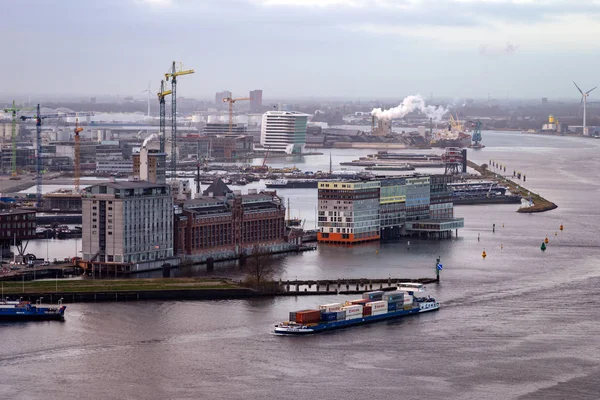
[371,95,449,122]
[142,133,159,148]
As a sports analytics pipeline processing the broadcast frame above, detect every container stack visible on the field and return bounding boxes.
[319,303,346,322]
[366,300,388,315]
[362,291,385,301]
[342,305,363,320]
[383,291,406,312]
[289,310,322,324]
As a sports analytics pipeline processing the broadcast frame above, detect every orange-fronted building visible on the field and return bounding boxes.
[317,181,381,244]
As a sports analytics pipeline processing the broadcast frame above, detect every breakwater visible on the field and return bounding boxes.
[467,160,557,213]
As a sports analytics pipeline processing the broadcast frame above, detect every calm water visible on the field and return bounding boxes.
[2,132,600,399]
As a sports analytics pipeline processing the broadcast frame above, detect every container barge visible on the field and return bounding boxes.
[0,300,66,321]
[274,283,439,335]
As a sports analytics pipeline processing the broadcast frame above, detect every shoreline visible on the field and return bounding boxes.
[467,160,557,213]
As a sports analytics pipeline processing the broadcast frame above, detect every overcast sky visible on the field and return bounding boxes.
[2,0,600,101]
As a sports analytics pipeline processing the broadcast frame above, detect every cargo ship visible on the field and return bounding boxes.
[431,133,471,149]
[273,283,439,335]
[0,300,66,321]
[265,179,319,189]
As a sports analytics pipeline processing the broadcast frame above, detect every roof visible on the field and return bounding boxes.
[264,111,310,117]
[85,181,167,191]
[202,178,232,196]
[183,197,228,207]
[0,209,35,216]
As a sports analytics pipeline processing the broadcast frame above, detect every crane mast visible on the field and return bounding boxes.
[171,69,177,178]
[35,104,42,207]
[74,118,83,193]
[165,61,194,179]
[19,107,93,206]
[222,96,251,134]
[157,80,172,154]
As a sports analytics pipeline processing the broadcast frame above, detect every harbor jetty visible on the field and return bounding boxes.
[0,276,438,303]
[467,160,557,213]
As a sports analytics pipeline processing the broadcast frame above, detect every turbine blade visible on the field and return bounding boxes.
[586,86,598,94]
[573,81,584,94]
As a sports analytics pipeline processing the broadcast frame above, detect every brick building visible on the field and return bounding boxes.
[174,189,286,256]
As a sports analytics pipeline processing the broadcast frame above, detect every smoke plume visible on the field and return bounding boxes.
[371,95,448,122]
[142,133,159,148]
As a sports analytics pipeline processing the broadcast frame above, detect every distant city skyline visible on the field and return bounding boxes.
[2,0,600,101]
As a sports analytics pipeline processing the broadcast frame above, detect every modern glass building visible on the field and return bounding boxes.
[317,181,381,244]
[260,111,308,154]
[317,175,464,244]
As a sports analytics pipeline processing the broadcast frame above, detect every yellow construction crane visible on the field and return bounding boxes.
[157,80,172,153]
[448,113,463,132]
[222,97,251,134]
[164,62,194,178]
[74,118,84,193]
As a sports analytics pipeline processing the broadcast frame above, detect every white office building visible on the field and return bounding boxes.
[260,111,308,154]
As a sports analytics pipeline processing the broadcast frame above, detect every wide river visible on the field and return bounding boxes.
[2,132,600,399]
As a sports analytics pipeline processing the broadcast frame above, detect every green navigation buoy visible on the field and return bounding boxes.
[540,242,547,251]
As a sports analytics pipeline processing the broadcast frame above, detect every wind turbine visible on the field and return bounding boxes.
[573,81,597,135]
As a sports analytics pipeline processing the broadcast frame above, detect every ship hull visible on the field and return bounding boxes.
[265,181,319,189]
[431,136,471,148]
[274,303,439,335]
[0,314,65,322]
[0,305,66,322]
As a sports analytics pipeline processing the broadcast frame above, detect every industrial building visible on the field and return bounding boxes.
[179,134,253,160]
[260,111,309,154]
[0,209,35,244]
[1,146,35,173]
[96,159,133,174]
[372,117,392,136]
[173,186,287,257]
[203,123,247,136]
[0,210,36,258]
[44,191,83,212]
[317,175,464,244]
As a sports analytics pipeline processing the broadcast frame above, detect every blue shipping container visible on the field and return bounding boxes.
[321,312,338,322]
[388,302,397,312]
[362,291,385,300]
[383,293,404,302]
[336,311,347,320]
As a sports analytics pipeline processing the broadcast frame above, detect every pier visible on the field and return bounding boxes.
[277,277,438,295]
[0,276,438,303]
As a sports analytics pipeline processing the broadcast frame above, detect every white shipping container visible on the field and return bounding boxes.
[404,295,413,305]
[344,309,363,315]
[366,301,388,312]
[342,305,363,315]
[372,309,388,315]
[319,303,343,313]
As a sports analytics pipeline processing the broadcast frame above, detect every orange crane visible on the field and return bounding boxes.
[222,96,251,134]
[74,118,84,193]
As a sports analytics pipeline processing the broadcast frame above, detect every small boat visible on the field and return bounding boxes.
[0,300,66,321]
